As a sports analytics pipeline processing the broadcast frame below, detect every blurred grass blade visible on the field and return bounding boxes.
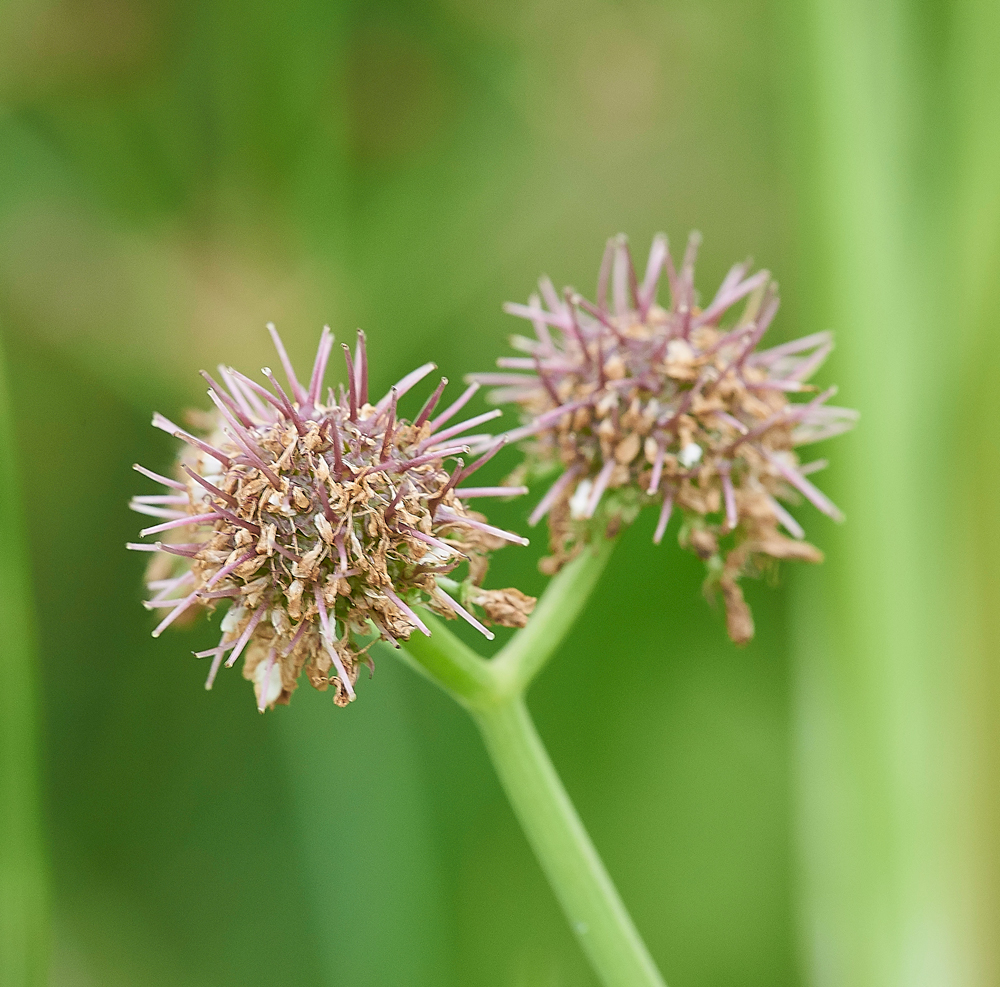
[951,0,1000,979]
[788,0,1000,984]
[0,330,48,986]
[275,664,450,987]
[953,0,1000,327]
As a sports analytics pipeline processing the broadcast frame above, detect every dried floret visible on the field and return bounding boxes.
[130,326,533,709]
[472,234,857,642]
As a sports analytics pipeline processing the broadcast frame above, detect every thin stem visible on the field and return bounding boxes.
[0,331,48,987]
[491,538,616,696]
[403,537,617,709]
[473,698,666,987]
[394,617,495,710]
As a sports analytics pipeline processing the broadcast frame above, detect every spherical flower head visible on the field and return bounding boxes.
[130,325,534,711]
[472,233,857,643]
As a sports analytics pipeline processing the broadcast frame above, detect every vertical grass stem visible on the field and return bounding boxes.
[0,332,48,987]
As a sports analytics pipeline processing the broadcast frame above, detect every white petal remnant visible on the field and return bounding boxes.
[678,443,703,469]
[131,327,533,710]
[569,480,593,520]
[475,233,856,642]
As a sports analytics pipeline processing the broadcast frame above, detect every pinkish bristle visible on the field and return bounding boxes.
[538,275,565,317]
[220,424,281,487]
[765,452,844,521]
[267,323,308,405]
[398,524,461,557]
[219,364,260,419]
[502,302,571,331]
[693,267,769,329]
[131,494,187,505]
[415,377,448,429]
[140,512,222,537]
[379,388,398,461]
[653,493,674,545]
[436,506,529,546]
[150,587,204,637]
[308,327,335,408]
[383,585,430,636]
[527,291,554,348]
[355,329,369,407]
[423,409,502,450]
[129,503,187,519]
[457,437,508,483]
[225,368,285,415]
[377,362,437,411]
[638,233,668,318]
[529,465,582,527]
[434,586,495,640]
[201,370,254,428]
[768,496,805,539]
[584,459,615,519]
[133,463,186,491]
[261,368,308,437]
[204,647,227,690]
[314,588,356,699]
[280,620,309,658]
[454,485,529,499]
[341,344,358,421]
[429,381,479,431]
[152,414,232,468]
[181,464,237,507]
[389,445,471,473]
[647,443,666,494]
[224,600,270,669]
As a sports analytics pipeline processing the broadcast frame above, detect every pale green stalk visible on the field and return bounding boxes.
[785,0,1000,984]
[950,3,1000,979]
[395,538,667,987]
[0,332,48,987]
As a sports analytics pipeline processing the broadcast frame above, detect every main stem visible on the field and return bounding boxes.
[474,697,666,987]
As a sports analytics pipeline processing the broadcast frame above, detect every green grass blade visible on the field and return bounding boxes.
[0,330,48,987]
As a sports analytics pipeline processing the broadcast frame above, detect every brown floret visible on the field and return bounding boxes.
[131,327,534,710]
[472,233,857,642]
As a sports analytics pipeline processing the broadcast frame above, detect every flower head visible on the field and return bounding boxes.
[130,326,534,710]
[472,234,856,643]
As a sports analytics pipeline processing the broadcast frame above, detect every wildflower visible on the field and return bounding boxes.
[471,234,857,643]
[130,325,534,710]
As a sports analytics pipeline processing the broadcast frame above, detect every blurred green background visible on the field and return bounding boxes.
[1,0,998,985]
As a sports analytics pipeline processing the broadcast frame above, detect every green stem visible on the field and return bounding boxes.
[474,697,666,987]
[491,537,617,696]
[397,538,667,987]
[402,539,618,710]
[0,331,48,987]
[392,611,495,709]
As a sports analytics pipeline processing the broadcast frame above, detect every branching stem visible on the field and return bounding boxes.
[395,539,667,987]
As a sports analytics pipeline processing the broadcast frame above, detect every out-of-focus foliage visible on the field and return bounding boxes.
[0,2,797,984]
[781,1,1000,985]
[1,0,997,985]
[0,334,48,987]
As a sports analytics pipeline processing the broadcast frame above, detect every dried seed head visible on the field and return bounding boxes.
[471,233,857,643]
[130,326,533,710]
[467,587,537,629]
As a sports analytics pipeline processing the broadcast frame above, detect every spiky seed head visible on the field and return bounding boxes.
[130,326,534,710]
[472,233,857,643]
